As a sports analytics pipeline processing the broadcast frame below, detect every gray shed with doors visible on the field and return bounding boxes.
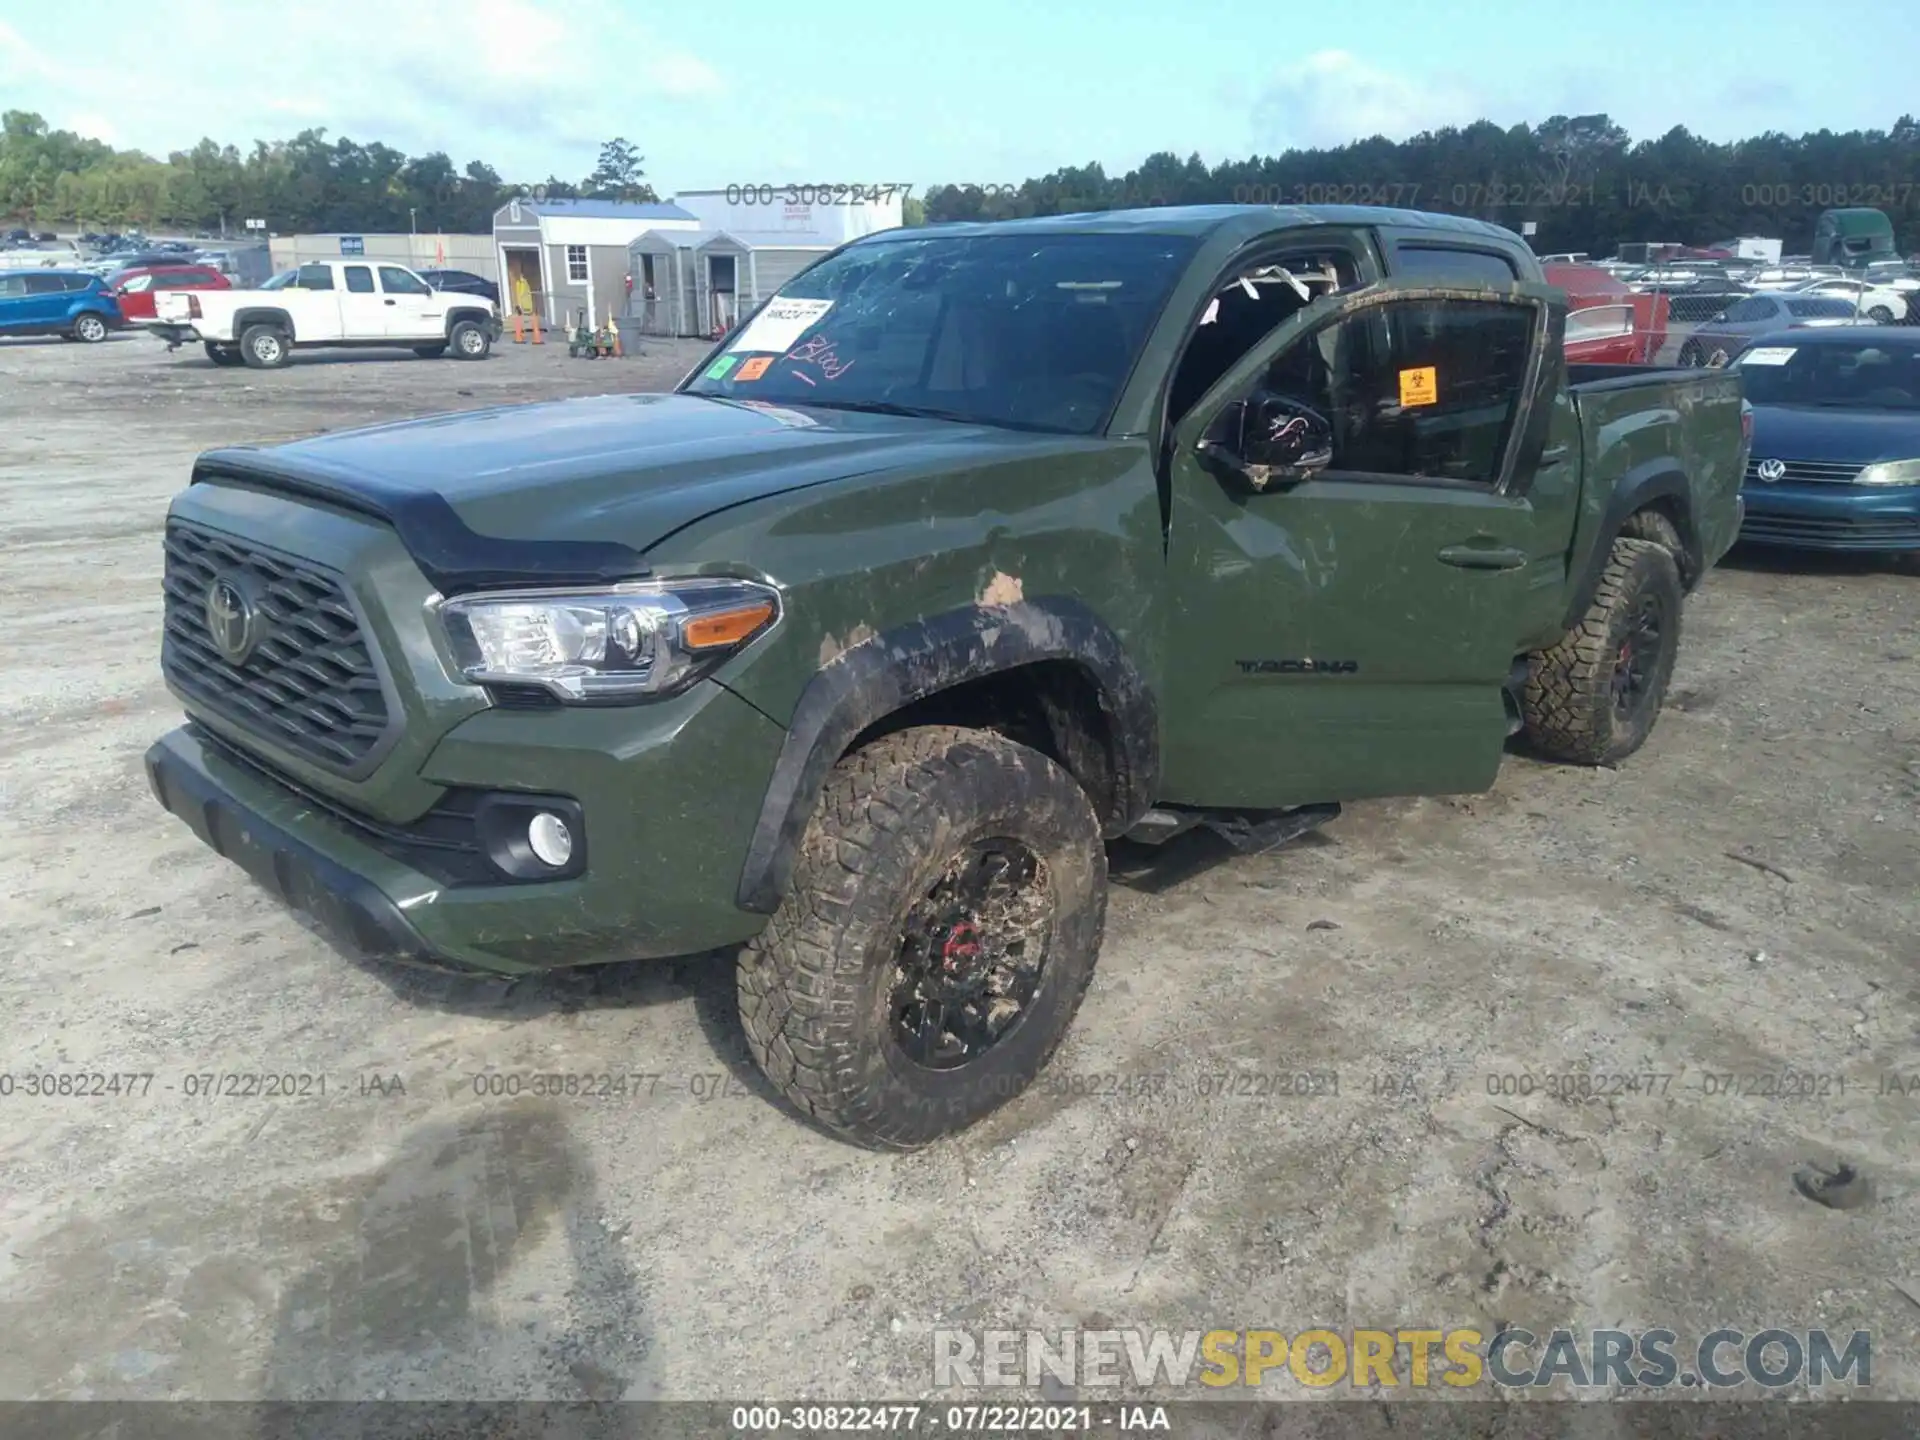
[626,227,836,338]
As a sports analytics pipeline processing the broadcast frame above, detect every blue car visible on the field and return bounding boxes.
[1732,327,1920,553]
[0,268,124,343]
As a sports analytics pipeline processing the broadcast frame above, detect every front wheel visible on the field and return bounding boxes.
[738,726,1107,1149]
[1677,340,1703,367]
[71,312,110,343]
[450,320,491,360]
[1867,306,1895,324]
[1523,536,1684,766]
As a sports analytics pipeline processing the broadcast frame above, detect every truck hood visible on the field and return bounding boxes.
[191,393,1028,594]
[1748,404,1920,466]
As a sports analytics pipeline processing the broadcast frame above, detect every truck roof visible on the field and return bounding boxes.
[861,203,1526,245]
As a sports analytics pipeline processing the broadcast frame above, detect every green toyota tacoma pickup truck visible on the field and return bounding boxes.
[147,205,1750,1147]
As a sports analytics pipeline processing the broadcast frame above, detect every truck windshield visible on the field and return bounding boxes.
[1735,339,1920,410]
[680,232,1198,434]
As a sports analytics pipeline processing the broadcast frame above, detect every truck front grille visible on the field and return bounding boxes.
[162,521,393,772]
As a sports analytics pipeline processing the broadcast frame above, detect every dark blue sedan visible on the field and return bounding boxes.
[1732,328,1920,553]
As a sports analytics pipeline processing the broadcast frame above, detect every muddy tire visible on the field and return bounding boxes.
[204,343,243,367]
[1619,508,1686,583]
[738,725,1107,1149]
[240,323,290,369]
[1523,536,1683,766]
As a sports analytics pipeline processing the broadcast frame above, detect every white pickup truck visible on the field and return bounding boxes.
[149,259,500,368]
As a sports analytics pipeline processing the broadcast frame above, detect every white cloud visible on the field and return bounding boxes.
[647,54,725,100]
[1252,51,1484,151]
[0,1,725,179]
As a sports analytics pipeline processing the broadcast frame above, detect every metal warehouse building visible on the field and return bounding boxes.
[491,197,700,329]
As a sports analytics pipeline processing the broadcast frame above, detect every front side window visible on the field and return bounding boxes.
[24,274,66,294]
[1243,297,1537,485]
[0,275,27,298]
[680,231,1198,435]
[378,266,429,295]
[566,245,588,282]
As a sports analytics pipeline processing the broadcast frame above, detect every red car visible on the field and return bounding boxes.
[1545,263,1669,365]
[109,265,230,322]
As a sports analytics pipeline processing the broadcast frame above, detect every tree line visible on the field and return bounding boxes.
[924,115,1920,255]
[0,114,653,235]
[5,107,1916,256]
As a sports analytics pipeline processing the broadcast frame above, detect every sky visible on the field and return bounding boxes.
[2,0,1914,194]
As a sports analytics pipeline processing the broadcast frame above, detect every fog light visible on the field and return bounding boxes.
[527,812,574,868]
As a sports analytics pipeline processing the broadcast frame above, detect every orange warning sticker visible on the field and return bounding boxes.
[737,355,774,382]
[1398,366,1437,407]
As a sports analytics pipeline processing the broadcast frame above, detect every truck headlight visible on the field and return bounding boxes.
[1855,459,1920,486]
[438,579,779,702]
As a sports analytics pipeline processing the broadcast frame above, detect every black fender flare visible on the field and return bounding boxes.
[232,306,295,343]
[443,306,492,339]
[1561,458,1701,631]
[735,596,1159,914]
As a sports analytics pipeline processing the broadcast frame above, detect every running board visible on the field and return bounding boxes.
[1125,802,1341,853]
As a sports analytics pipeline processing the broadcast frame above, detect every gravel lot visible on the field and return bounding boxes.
[0,329,1915,1405]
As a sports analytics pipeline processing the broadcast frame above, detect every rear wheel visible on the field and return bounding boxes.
[738,726,1107,1149]
[413,343,447,358]
[1523,536,1684,766]
[203,342,243,367]
[239,324,290,369]
[1867,305,1895,324]
[71,312,110,343]
[450,320,491,360]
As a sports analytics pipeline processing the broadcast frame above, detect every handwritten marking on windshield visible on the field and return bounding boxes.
[786,334,856,381]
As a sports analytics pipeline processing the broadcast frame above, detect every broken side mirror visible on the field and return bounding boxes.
[1196,390,1334,492]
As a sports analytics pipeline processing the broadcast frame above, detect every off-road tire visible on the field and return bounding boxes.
[1523,536,1683,766]
[71,312,110,343]
[450,320,491,360]
[413,343,447,358]
[240,323,290,369]
[1619,508,1687,583]
[204,342,243,367]
[738,725,1107,1149]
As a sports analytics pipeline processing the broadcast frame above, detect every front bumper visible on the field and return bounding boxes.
[146,680,787,975]
[1738,481,1920,551]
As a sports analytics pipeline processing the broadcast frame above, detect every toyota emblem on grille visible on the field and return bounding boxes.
[204,577,260,664]
[1755,459,1786,483]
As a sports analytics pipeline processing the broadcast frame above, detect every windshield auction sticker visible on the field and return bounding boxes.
[729,297,833,354]
[704,354,740,381]
[736,356,774,382]
[1739,347,1797,365]
[1398,366,1438,406]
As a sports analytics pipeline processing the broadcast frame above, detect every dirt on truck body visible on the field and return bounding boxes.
[145,203,1750,1147]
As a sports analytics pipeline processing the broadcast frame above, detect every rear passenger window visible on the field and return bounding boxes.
[295,264,335,290]
[1391,246,1518,284]
[343,266,375,293]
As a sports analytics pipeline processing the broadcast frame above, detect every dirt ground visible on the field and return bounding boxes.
[0,328,1915,1407]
